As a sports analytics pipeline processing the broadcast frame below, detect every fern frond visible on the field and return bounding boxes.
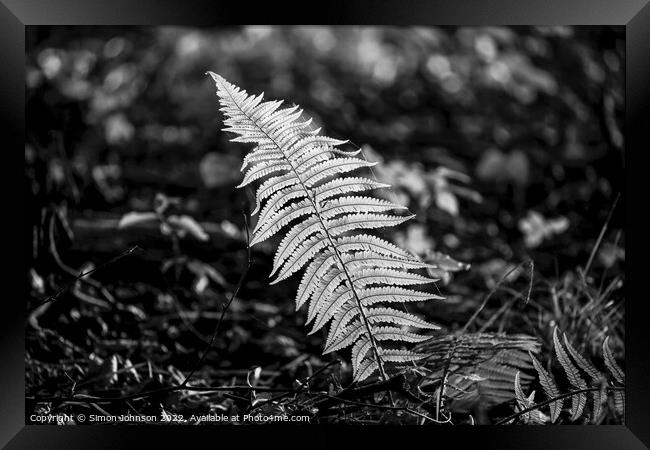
[529,351,563,423]
[524,329,624,423]
[603,336,624,384]
[513,371,548,424]
[591,385,605,422]
[514,371,532,423]
[613,390,625,416]
[553,327,587,421]
[603,336,625,417]
[562,333,601,381]
[211,73,441,381]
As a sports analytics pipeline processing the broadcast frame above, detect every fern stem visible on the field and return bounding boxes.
[220,83,389,383]
[434,336,460,420]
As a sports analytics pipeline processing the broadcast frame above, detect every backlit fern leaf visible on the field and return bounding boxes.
[211,73,441,382]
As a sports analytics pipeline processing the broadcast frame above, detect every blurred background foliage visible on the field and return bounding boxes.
[26,25,624,269]
[25,26,625,422]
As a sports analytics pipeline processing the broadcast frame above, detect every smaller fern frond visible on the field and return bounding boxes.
[513,371,548,424]
[613,390,625,416]
[603,336,625,417]
[561,332,605,422]
[552,327,587,421]
[514,371,532,424]
[603,336,625,384]
[529,351,563,423]
[522,329,625,424]
[562,333,601,381]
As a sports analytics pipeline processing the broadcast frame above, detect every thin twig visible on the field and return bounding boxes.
[180,213,253,388]
[248,359,342,413]
[322,394,445,424]
[30,246,141,312]
[460,259,533,334]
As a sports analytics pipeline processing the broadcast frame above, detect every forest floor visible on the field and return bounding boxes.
[25,184,625,425]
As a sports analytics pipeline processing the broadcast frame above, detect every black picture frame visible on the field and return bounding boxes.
[2,1,648,448]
